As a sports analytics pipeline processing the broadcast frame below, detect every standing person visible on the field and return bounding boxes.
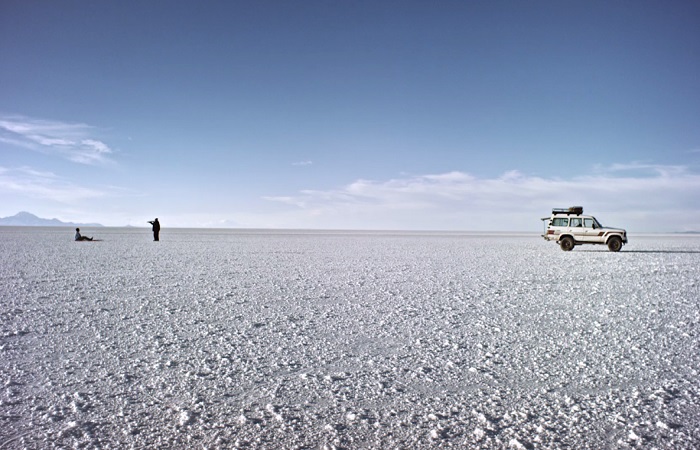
[148,218,160,241]
[74,228,93,241]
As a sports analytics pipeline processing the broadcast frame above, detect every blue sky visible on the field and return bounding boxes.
[1,1,699,231]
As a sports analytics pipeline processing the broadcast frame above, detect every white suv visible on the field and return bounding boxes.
[542,207,628,252]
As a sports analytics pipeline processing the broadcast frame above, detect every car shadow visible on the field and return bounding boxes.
[581,250,700,254]
[624,250,700,254]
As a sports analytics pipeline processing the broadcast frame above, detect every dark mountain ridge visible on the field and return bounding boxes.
[0,211,103,227]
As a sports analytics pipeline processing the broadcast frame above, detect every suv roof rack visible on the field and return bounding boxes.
[552,206,583,215]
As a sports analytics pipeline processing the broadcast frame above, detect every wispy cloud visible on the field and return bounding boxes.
[292,160,313,166]
[264,165,700,231]
[0,115,114,165]
[0,166,105,202]
[594,161,690,177]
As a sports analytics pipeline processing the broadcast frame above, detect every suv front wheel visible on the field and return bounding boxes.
[607,236,622,252]
[560,236,575,251]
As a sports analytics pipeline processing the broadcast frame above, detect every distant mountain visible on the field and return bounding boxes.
[0,211,103,227]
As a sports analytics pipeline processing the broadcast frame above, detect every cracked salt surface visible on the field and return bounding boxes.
[1,227,699,449]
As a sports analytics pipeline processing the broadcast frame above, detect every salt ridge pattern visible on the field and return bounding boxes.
[1,228,699,448]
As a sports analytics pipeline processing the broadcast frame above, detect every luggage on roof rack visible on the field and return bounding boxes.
[552,206,583,215]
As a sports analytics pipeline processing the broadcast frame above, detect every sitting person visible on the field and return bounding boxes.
[74,228,94,241]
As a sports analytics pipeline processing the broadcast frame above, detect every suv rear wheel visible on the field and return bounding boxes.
[607,236,622,252]
[560,236,574,251]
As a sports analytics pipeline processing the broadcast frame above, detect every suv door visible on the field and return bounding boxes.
[581,217,604,243]
[568,217,586,242]
[547,216,569,240]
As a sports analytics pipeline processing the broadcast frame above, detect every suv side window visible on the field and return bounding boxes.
[584,218,594,228]
[570,218,582,227]
[552,217,568,227]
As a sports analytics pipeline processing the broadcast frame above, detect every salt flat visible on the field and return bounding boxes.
[1,227,699,449]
